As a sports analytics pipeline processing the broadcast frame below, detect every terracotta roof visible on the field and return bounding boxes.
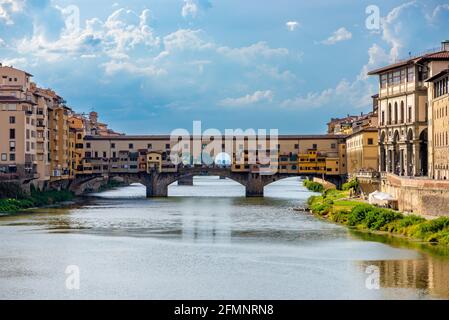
[368,50,449,75]
[425,68,449,82]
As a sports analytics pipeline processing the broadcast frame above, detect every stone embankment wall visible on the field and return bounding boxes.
[312,177,336,190]
[381,174,449,217]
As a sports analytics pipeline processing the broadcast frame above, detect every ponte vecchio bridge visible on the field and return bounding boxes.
[68,134,348,197]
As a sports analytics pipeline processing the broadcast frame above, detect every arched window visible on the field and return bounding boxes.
[400,101,405,124]
[394,102,398,124]
[388,103,392,125]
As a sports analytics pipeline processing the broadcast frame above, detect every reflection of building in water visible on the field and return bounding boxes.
[182,208,231,244]
[362,258,449,298]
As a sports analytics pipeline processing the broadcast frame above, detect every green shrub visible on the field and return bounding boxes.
[0,190,74,213]
[342,178,359,191]
[416,217,449,236]
[304,180,324,193]
[347,204,373,226]
[331,210,350,223]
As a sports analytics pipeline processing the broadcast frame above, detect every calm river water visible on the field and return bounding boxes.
[1,177,448,300]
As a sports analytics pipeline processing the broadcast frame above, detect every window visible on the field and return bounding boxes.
[368,138,374,145]
[10,154,15,161]
[331,143,336,149]
[9,116,15,124]
[147,144,152,149]
[313,144,317,149]
[129,144,134,149]
[1,154,6,161]
[103,152,107,158]
[381,74,387,88]
[295,144,299,149]
[9,141,15,152]
[9,129,15,139]
[166,144,170,150]
[111,143,116,149]
[86,143,91,148]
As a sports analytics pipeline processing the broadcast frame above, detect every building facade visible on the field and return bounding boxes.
[346,128,379,177]
[368,42,449,177]
[426,68,449,180]
[81,135,348,177]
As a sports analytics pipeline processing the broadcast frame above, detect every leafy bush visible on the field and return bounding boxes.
[342,178,359,191]
[347,204,373,226]
[416,217,449,236]
[303,180,324,193]
[0,190,74,213]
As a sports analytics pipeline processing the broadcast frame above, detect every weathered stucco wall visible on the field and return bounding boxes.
[381,174,449,217]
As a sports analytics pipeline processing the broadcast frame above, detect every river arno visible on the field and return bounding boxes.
[0,177,448,300]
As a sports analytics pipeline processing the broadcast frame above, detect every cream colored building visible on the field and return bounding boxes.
[0,65,39,179]
[426,68,449,180]
[368,41,449,176]
[346,128,379,177]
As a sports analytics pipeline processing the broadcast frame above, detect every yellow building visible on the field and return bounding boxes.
[147,152,162,173]
[426,68,449,180]
[346,127,379,177]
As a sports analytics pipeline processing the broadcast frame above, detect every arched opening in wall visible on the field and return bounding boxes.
[406,129,414,176]
[169,175,245,197]
[380,131,387,172]
[264,177,306,199]
[419,129,428,176]
[393,130,400,175]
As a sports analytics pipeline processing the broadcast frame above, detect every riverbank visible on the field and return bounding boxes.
[304,183,449,246]
[0,189,75,213]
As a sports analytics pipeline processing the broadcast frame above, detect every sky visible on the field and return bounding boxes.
[0,0,448,134]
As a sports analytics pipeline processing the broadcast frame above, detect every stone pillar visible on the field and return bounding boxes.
[399,148,404,176]
[413,142,420,176]
[144,173,168,197]
[178,176,194,186]
[245,174,264,197]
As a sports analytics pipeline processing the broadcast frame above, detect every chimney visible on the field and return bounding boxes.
[442,40,449,51]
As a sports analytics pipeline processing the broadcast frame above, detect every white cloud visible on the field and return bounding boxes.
[220,90,274,107]
[0,0,24,25]
[16,8,160,62]
[102,60,166,77]
[163,29,213,52]
[182,0,198,18]
[286,21,300,31]
[1,57,27,68]
[427,3,449,23]
[217,41,289,64]
[281,78,373,110]
[321,27,352,45]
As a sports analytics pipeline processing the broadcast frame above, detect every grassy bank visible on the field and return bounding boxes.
[0,189,75,213]
[306,184,449,246]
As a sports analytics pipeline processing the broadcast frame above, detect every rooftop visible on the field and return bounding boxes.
[368,50,449,75]
[425,68,449,82]
[85,134,348,141]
